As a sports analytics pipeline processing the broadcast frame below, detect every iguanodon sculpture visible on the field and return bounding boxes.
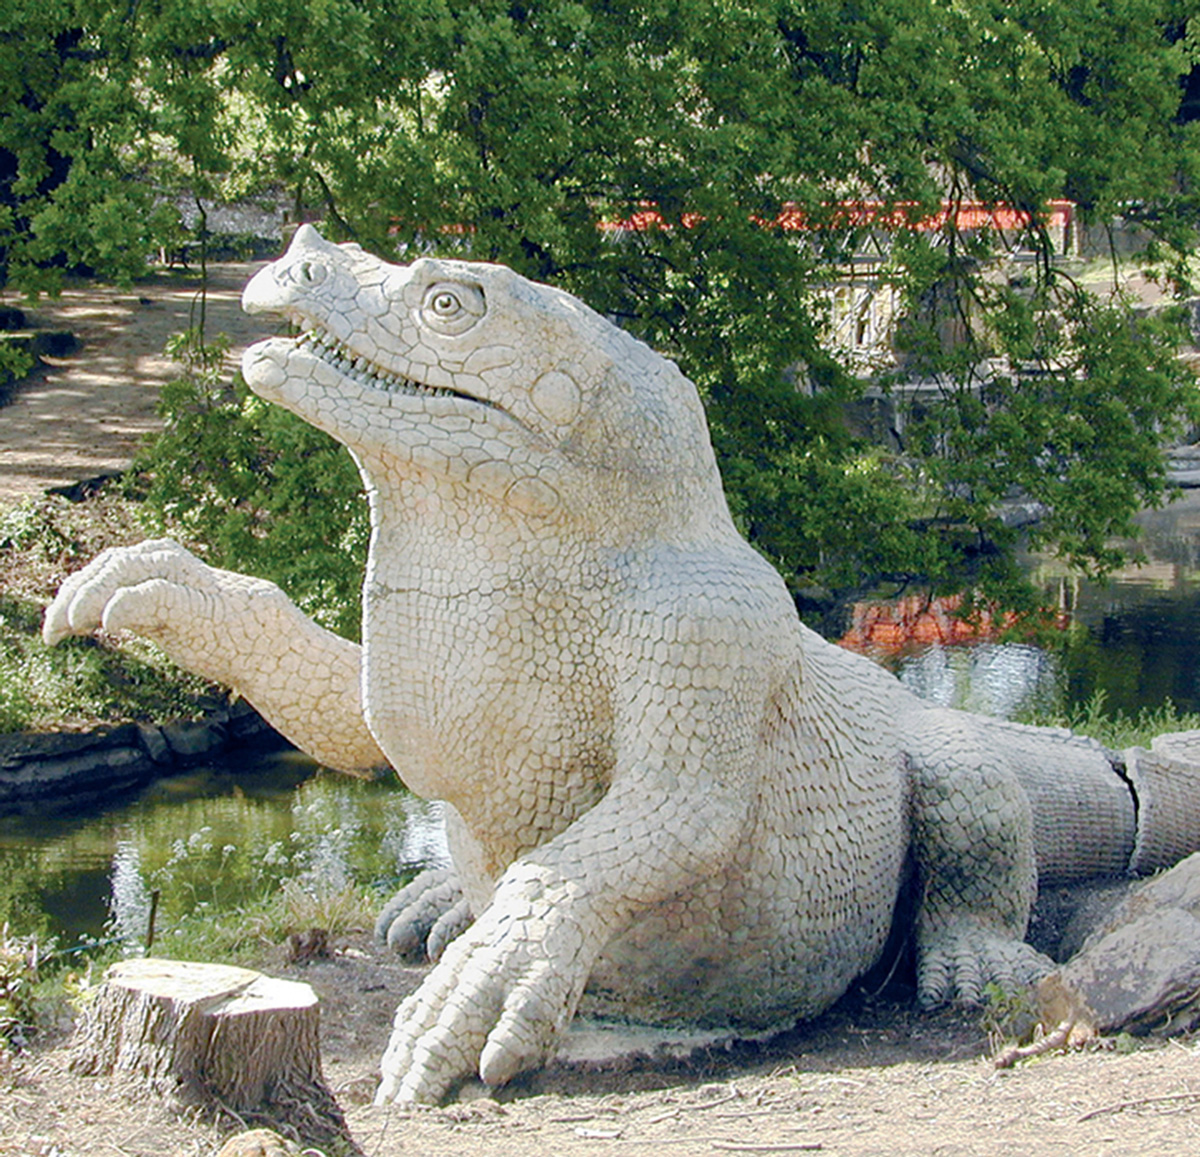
[44,226,1200,1103]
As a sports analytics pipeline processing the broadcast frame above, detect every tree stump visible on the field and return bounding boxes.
[72,958,349,1146]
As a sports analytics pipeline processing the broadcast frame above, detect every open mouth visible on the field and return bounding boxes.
[295,324,494,408]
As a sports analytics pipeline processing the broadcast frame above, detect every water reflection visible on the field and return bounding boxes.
[0,746,448,946]
[866,581,1200,725]
[892,642,1060,719]
[109,841,151,945]
[868,490,1200,721]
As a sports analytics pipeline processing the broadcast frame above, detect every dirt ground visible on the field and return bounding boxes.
[3,932,1200,1157]
[2,268,1200,1155]
[0,262,272,505]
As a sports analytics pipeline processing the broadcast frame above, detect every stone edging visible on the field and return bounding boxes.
[0,700,283,816]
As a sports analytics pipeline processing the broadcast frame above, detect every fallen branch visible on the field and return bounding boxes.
[710,1143,822,1153]
[1078,1092,1200,1122]
[993,1018,1074,1069]
[610,1140,709,1147]
[549,1109,622,1123]
[606,1137,819,1149]
[692,1091,743,1111]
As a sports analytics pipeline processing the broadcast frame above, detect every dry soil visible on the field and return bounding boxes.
[3,933,1200,1157]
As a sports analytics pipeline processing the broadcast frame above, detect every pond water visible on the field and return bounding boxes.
[0,746,448,949]
[5,494,1200,951]
[869,493,1200,721]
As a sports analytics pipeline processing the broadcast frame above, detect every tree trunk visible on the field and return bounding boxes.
[72,958,348,1146]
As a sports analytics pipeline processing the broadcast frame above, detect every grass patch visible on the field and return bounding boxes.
[1023,689,1200,750]
[152,878,380,966]
[0,337,34,408]
[0,488,219,732]
[0,595,218,731]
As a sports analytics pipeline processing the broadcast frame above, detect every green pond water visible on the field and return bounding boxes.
[0,746,447,949]
[6,495,1200,951]
[878,494,1200,720]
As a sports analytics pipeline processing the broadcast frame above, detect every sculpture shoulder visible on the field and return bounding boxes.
[604,536,804,675]
[624,531,790,605]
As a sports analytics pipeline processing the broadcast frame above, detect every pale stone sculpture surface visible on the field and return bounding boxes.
[43,226,1200,1103]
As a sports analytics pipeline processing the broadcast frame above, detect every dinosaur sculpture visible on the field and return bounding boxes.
[43,226,1200,1103]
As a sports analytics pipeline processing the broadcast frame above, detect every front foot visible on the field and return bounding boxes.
[917,919,1054,1008]
[374,867,472,962]
[43,538,284,683]
[375,881,590,1104]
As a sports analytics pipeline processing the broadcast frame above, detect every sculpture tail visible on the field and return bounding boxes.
[1125,732,1200,874]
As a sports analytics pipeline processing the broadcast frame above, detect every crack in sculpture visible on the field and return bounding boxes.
[43,225,1200,1106]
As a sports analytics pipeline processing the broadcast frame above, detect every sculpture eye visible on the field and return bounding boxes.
[293,260,326,287]
[421,282,486,335]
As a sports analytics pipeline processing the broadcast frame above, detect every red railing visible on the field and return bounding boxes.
[599,199,1074,236]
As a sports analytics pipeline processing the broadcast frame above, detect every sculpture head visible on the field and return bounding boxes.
[241,226,730,543]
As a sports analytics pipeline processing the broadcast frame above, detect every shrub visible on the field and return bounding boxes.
[135,330,368,640]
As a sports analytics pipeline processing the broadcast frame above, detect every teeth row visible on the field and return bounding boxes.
[299,328,457,399]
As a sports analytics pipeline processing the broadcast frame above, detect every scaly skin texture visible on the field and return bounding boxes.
[44,226,1200,1103]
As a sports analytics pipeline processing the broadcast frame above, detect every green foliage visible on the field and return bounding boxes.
[1023,688,1200,750]
[0,495,219,732]
[0,338,33,401]
[0,926,40,1049]
[980,980,1040,1054]
[0,3,173,290]
[898,290,1200,586]
[0,592,218,732]
[135,331,368,640]
[5,0,1200,611]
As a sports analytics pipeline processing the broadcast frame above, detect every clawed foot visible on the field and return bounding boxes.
[43,537,276,638]
[43,538,285,687]
[374,867,472,962]
[375,875,591,1104]
[917,920,1054,1008]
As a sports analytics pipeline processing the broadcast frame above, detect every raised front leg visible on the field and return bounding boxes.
[907,711,1051,1006]
[374,637,767,1104]
[44,539,386,772]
